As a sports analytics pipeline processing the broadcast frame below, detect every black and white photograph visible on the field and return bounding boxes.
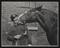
[1,1,59,47]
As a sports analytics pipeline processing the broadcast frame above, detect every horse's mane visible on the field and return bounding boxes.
[35,5,43,11]
[29,5,43,12]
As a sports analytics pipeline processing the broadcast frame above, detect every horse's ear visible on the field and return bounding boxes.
[35,5,43,11]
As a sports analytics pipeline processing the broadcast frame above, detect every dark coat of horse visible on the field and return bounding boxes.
[15,6,57,45]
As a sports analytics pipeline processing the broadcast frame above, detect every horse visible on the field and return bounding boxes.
[14,6,58,45]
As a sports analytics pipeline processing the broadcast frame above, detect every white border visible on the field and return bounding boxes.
[1,2,59,47]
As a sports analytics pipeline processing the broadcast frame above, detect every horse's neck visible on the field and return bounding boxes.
[37,15,49,33]
[36,9,57,33]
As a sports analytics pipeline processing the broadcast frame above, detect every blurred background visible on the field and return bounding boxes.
[1,2,58,46]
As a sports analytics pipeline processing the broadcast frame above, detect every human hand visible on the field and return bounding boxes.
[14,35,22,39]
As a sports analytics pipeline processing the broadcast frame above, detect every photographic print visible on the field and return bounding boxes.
[1,1,59,47]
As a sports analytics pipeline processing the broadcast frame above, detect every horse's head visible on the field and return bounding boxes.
[14,6,42,25]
